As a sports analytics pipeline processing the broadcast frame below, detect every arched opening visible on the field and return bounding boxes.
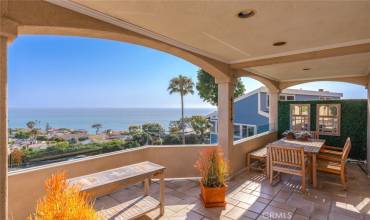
[8,35,219,169]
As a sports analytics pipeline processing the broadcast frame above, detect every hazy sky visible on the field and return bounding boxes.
[8,35,367,108]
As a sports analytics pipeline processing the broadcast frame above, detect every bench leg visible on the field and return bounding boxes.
[159,172,165,216]
[144,178,150,196]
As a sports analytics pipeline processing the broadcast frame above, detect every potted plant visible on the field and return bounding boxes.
[282,130,295,140]
[195,147,228,208]
[296,131,312,141]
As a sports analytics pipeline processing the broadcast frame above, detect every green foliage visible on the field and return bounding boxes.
[167,75,194,96]
[15,131,31,139]
[195,69,246,106]
[188,115,211,143]
[91,123,102,134]
[162,134,182,145]
[278,100,367,160]
[78,136,88,142]
[36,135,48,141]
[26,121,36,129]
[128,125,141,134]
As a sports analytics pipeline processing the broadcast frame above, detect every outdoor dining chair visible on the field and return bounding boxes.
[268,145,311,192]
[317,137,351,190]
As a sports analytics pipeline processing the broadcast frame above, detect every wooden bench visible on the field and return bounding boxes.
[68,161,165,220]
[247,146,268,173]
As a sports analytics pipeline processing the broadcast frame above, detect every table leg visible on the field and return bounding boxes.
[144,178,150,196]
[159,172,165,216]
[312,153,317,188]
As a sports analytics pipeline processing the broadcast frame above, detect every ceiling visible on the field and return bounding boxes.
[54,0,370,82]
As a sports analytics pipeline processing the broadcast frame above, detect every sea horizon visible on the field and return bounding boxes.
[9,107,216,133]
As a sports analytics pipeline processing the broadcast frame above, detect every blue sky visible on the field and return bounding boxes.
[8,35,367,108]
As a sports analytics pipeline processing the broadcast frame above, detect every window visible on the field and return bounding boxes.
[290,104,310,131]
[210,120,217,133]
[242,125,248,138]
[247,127,255,136]
[234,125,241,137]
[266,94,270,109]
[317,104,341,136]
[279,94,295,101]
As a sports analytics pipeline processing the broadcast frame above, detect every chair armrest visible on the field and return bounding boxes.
[322,145,343,151]
[319,149,343,156]
[317,154,342,162]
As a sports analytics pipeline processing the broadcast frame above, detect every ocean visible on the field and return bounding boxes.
[9,108,215,133]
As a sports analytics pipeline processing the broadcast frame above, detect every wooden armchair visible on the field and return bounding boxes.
[317,137,351,190]
[268,146,311,192]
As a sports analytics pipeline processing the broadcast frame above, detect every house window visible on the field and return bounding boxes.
[234,125,241,137]
[247,127,255,136]
[266,94,270,109]
[317,104,341,136]
[290,104,310,131]
[242,125,248,138]
[210,120,217,133]
[279,94,295,101]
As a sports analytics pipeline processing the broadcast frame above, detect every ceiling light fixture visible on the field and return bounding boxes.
[302,68,311,71]
[273,41,287,46]
[237,10,255,19]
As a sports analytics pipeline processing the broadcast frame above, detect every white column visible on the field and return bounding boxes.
[216,80,234,163]
[367,78,370,175]
[0,36,8,220]
[268,91,279,132]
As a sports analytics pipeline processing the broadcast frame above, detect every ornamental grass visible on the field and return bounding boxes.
[28,172,100,220]
[195,147,228,188]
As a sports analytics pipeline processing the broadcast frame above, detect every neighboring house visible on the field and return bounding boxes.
[209,87,342,144]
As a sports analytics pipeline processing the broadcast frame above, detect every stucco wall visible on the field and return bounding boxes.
[8,132,277,220]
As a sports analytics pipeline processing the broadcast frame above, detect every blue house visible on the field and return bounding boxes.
[208,87,342,144]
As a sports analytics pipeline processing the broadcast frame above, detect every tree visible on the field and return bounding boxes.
[91,124,102,135]
[189,115,212,143]
[196,69,246,106]
[168,75,194,144]
[15,131,31,139]
[26,121,36,130]
[45,123,51,133]
[105,129,113,136]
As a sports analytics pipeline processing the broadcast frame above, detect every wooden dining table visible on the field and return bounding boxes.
[267,138,325,188]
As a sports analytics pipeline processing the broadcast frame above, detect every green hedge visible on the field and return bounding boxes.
[278,100,367,160]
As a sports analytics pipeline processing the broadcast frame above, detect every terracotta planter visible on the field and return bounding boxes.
[200,182,226,208]
[286,133,295,140]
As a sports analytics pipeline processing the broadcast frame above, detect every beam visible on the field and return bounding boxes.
[279,75,369,90]
[231,42,370,69]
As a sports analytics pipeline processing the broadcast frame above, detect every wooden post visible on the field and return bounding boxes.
[144,178,149,196]
[216,79,234,164]
[0,36,8,220]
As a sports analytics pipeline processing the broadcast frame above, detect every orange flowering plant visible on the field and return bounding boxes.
[195,147,228,187]
[29,172,100,220]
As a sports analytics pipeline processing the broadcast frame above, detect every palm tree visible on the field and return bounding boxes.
[168,75,194,144]
[91,124,102,135]
[26,121,36,130]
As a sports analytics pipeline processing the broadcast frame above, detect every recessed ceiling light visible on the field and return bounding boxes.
[237,10,255,19]
[273,41,287,46]
[302,68,311,71]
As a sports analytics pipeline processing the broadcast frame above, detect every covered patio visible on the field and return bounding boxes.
[1,1,370,219]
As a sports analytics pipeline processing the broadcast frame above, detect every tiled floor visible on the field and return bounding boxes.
[94,163,370,220]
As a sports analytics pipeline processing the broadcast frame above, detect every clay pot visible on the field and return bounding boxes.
[200,182,226,208]
[286,133,295,140]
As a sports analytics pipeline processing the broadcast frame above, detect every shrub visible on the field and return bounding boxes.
[10,149,24,167]
[29,172,100,220]
[15,131,31,139]
[195,147,228,188]
[78,136,88,142]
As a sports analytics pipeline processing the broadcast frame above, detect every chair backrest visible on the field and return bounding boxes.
[309,131,320,139]
[342,137,352,161]
[268,145,305,168]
